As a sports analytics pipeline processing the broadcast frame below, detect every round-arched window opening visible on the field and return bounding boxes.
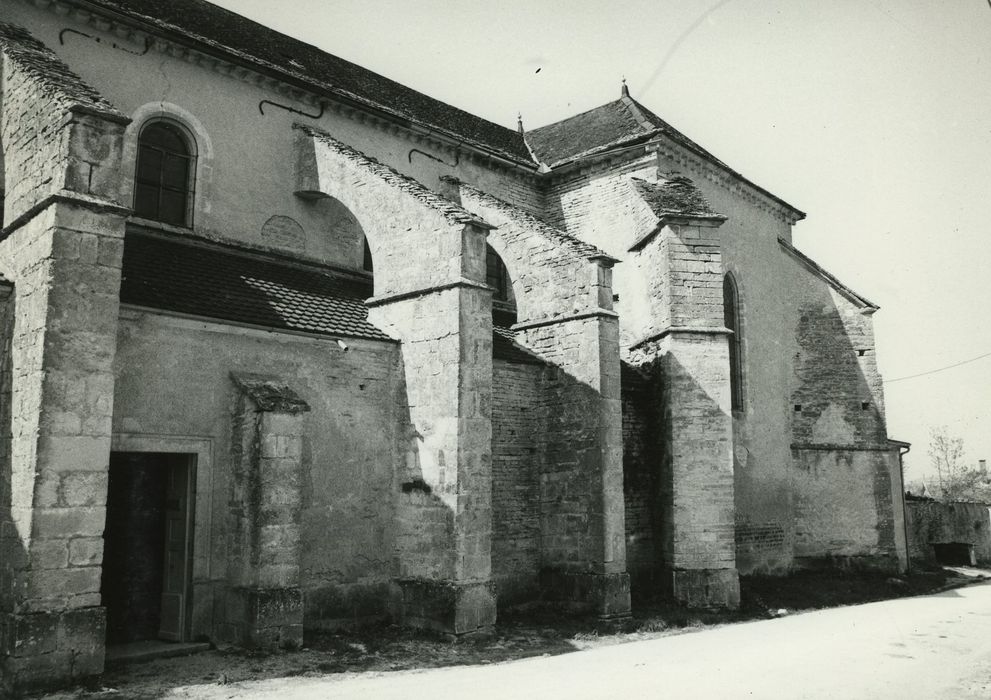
[134,120,196,227]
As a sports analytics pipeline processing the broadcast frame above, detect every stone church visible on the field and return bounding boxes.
[0,0,908,692]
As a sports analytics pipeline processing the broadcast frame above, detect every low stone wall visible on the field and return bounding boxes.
[906,500,991,567]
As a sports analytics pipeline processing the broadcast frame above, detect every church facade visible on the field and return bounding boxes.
[0,0,907,692]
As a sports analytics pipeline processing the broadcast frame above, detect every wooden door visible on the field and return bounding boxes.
[159,457,194,641]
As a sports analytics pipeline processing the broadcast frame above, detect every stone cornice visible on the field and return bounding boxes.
[365,279,494,308]
[0,190,130,243]
[32,0,541,181]
[513,309,619,332]
[791,442,897,453]
[629,325,732,351]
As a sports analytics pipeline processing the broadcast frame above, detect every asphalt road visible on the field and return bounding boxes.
[184,582,991,700]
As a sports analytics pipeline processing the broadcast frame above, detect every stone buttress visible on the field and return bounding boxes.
[625,177,740,608]
[294,126,496,635]
[447,178,631,619]
[0,22,130,694]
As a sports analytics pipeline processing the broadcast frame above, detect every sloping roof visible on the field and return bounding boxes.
[447,177,615,262]
[777,237,879,311]
[631,176,726,221]
[0,20,127,121]
[120,233,394,341]
[525,99,646,168]
[77,0,534,165]
[300,125,490,229]
[0,272,10,287]
[527,94,804,219]
[492,325,545,366]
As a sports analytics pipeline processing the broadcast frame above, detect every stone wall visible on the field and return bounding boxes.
[906,500,991,568]
[621,362,662,598]
[112,310,401,636]
[491,359,544,605]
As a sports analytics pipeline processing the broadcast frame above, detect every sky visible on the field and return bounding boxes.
[211,0,991,479]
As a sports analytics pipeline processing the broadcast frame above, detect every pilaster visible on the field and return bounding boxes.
[226,374,310,649]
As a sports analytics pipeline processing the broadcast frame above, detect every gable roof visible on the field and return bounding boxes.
[75,0,535,166]
[120,232,394,341]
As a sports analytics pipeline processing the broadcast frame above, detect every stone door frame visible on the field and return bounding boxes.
[109,434,215,640]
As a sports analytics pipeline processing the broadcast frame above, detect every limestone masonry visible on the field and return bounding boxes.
[0,0,908,693]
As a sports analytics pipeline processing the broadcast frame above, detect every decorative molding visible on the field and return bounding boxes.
[0,191,130,243]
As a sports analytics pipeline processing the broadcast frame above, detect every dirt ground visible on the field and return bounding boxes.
[35,567,985,700]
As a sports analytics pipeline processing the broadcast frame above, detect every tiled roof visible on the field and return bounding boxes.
[631,176,726,221]
[120,233,394,341]
[79,0,534,165]
[526,99,647,168]
[527,95,804,219]
[492,324,545,366]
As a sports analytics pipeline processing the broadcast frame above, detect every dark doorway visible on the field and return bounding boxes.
[103,453,195,644]
[933,542,976,567]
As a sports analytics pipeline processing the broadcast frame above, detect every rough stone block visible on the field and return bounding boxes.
[389,578,496,636]
[539,570,632,619]
[227,587,304,650]
[670,567,740,609]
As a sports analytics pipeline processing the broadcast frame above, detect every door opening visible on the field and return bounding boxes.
[103,452,195,644]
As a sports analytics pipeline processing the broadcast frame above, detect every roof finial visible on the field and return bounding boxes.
[517,112,524,134]
[621,77,630,98]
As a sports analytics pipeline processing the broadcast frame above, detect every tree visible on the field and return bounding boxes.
[927,426,991,503]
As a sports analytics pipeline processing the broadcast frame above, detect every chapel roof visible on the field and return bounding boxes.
[120,232,394,341]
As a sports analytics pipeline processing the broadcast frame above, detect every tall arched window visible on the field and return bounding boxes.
[134,120,196,227]
[723,273,744,413]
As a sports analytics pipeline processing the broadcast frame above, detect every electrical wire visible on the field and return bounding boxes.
[884,351,991,384]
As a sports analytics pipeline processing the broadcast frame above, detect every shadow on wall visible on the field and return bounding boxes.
[787,289,901,571]
[0,288,24,615]
[620,360,664,600]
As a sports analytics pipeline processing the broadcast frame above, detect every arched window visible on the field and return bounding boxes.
[723,273,744,413]
[134,120,196,227]
[486,244,509,302]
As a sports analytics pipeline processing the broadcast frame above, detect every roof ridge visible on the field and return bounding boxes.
[620,95,656,132]
[72,0,536,166]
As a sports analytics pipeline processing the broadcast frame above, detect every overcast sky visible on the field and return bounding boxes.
[210,0,991,479]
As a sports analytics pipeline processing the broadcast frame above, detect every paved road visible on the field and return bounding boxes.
[187,582,991,700]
